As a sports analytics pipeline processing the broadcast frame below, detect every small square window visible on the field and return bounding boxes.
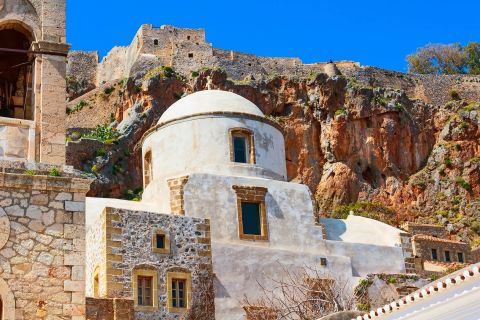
[431,248,438,260]
[154,39,159,46]
[445,250,451,262]
[152,230,170,254]
[187,36,191,40]
[241,202,261,236]
[188,53,194,58]
[457,252,464,263]
[320,258,327,266]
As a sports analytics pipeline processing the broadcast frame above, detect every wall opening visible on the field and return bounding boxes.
[188,53,194,58]
[153,39,159,46]
[0,26,34,120]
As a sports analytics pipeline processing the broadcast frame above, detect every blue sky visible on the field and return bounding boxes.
[67,0,480,72]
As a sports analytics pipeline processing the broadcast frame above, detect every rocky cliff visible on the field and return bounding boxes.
[66,65,480,246]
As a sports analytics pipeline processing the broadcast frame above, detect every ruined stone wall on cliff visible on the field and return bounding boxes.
[67,51,98,99]
[342,66,480,106]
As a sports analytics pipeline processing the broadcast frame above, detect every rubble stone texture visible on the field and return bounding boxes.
[85,207,213,319]
[0,167,91,319]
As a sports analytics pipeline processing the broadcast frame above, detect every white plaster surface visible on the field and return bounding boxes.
[142,115,287,211]
[158,90,264,124]
[321,215,404,247]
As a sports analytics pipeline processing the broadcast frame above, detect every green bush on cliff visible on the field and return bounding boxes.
[330,201,397,226]
[83,125,120,144]
[455,177,472,191]
[143,66,176,81]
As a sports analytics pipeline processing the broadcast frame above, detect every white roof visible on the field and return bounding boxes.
[158,90,264,124]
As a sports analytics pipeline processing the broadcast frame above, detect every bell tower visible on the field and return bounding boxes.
[0,0,69,165]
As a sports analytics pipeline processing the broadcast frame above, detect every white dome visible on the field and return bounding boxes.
[158,90,264,124]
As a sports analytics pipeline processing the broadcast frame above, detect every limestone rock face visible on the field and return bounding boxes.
[66,67,480,244]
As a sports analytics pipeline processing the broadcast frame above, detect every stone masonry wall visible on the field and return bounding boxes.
[87,207,213,319]
[67,51,98,99]
[412,236,471,263]
[77,24,359,85]
[402,223,446,238]
[0,169,91,319]
[85,297,134,320]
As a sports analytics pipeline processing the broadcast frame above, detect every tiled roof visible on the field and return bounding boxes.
[352,264,480,320]
[411,234,466,244]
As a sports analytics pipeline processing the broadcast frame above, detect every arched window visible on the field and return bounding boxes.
[144,150,152,187]
[229,128,255,164]
[0,24,35,120]
[153,39,159,46]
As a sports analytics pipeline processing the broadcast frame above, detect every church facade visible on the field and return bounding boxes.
[85,90,409,319]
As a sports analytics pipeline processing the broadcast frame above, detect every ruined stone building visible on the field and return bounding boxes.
[67,24,360,91]
[401,223,474,274]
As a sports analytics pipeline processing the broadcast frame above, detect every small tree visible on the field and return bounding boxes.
[243,264,360,320]
[465,42,480,75]
[407,44,466,75]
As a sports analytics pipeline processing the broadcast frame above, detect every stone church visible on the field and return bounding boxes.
[0,1,423,319]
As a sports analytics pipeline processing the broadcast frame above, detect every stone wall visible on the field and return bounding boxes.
[85,297,134,320]
[0,165,91,319]
[86,207,213,319]
[412,235,471,263]
[66,138,107,171]
[67,51,98,99]
[472,247,480,263]
[75,24,359,85]
[402,222,446,238]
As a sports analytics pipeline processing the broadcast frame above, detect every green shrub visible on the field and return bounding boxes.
[24,169,36,176]
[386,276,397,284]
[455,177,472,191]
[48,168,61,177]
[95,148,107,157]
[357,303,371,312]
[191,71,199,77]
[67,100,88,115]
[444,157,452,166]
[334,107,347,117]
[450,90,460,101]
[330,202,397,226]
[124,188,143,201]
[144,66,176,81]
[471,221,480,235]
[459,122,469,129]
[83,125,120,143]
[103,86,115,96]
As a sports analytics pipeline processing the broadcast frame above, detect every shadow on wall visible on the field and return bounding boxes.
[321,218,347,241]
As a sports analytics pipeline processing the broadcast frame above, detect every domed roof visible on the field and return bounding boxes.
[158,90,264,124]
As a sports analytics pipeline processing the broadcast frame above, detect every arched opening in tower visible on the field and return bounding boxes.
[0,25,34,120]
